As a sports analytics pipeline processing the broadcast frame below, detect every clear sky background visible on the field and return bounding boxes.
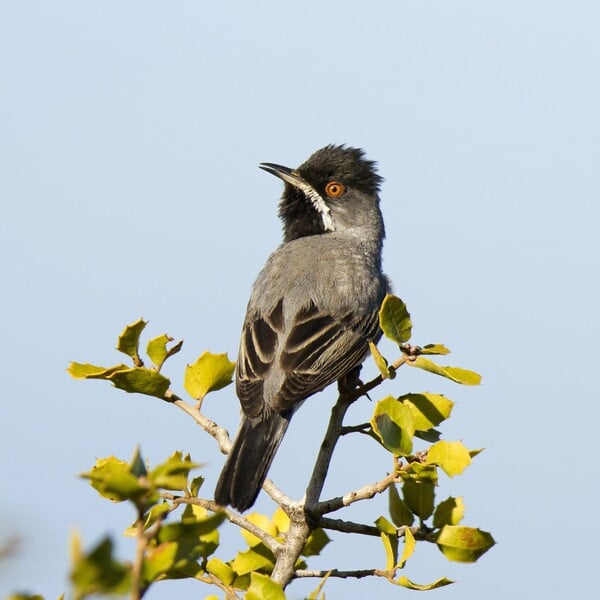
[1,2,599,599]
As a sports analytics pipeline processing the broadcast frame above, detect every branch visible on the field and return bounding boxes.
[165,495,282,555]
[131,507,149,600]
[320,518,434,542]
[313,472,398,515]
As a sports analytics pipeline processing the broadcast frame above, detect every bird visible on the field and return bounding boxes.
[214,144,390,511]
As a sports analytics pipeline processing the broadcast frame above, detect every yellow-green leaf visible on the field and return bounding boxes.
[420,344,450,355]
[245,572,285,600]
[436,526,495,562]
[379,294,412,344]
[397,526,416,568]
[433,496,465,528]
[389,483,414,527]
[124,502,170,537]
[206,557,236,586]
[369,341,393,378]
[240,512,278,548]
[146,334,181,369]
[392,576,454,590]
[302,528,330,557]
[409,357,481,385]
[143,542,178,582]
[306,571,331,600]
[231,548,274,576]
[370,396,415,456]
[149,451,202,491]
[402,393,454,432]
[108,367,171,398]
[427,441,472,477]
[67,362,129,379]
[375,516,398,570]
[81,456,150,503]
[184,351,235,401]
[272,507,290,535]
[116,318,147,361]
[402,481,435,520]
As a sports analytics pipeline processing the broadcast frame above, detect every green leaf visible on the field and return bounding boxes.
[129,445,147,478]
[149,451,202,491]
[397,526,416,568]
[409,357,481,385]
[306,571,331,600]
[147,334,182,369]
[369,341,393,378]
[402,393,454,432]
[206,557,236,586]
[245,572,285,600]
[108,367,171,398]
[402,481,435,520]
[427,441,472,477]
[375,516,398,570]
[190,476,205,497]
[433,497,465,528]
[70,536,130,599]
[436,526,495,562]
[81,456,150,503]
[389,483,414,527]
[379,294,412,344]
[392,576,454,590]
[116,318,147,362]
[420,344,450,355]
[67,362,129,379]
[159,504,225,541]
[184,351,235,401]
[143,542,178,582]
[231,548,274,576]
[398,462,439,485]
[302,528,330,557]
[370,396,415,456]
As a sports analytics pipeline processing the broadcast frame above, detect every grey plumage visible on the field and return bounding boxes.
[214,145,390,511]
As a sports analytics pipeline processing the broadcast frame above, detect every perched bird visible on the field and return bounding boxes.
[214,144,390,511]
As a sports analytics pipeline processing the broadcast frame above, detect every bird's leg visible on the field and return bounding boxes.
[337,365,364,399]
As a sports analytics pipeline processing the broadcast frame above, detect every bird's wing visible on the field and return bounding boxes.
[236,299,381,416]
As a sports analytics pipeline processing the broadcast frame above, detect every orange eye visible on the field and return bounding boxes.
[325,181,346,198]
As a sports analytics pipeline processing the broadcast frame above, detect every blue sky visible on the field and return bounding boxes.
[1,2,599,599]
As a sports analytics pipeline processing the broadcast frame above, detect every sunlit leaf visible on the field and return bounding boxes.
[184,352,235,400]
[370,396,415,456]
[369,341,393,378]
[240,512,278,548]
[433,497,465,528]
[436,526,495,562]
[81,456,150,503]
[190,476,205,497]
[108,367,171,398]
[245,572,285,600]
[408,357,481,385]
[389,483,414,527]
[398,462,438,485]
[143,542,178,582]
[397,526,416,568]
[427,441,472,477]
[420,344,450,355]
[206,557,236,586]
[402,393,454,432]
[302,528,330,557]
[272,507,290,535]
[67,362,129,379]
[149,451,202,491]
[306,571,331,600]
[392,576,454,590]
[379,294,412,344]
[147,334,182,369]
[124,502,170,537]
[231,547,274,575]
[116,318,147,362]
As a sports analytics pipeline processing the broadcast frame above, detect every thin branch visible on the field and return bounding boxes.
[348,354,410,402]
[340,422,371,435]
[319,517,381,537]
[313,472,398,515]
[294,568,389,580]
[130,507,149,600]
[167,495,282,555]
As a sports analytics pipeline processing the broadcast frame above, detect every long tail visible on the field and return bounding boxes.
[214,411,291,511]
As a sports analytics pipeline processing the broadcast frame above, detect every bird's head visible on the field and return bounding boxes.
[260,144,385,243]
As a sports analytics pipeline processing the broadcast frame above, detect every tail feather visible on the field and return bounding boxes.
[214,412,290,511]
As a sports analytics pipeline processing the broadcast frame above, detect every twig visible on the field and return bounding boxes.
[348,354,409,402]
[294,568,389,580]
[319,517,381,537]
[340,422,371,435]
[131,507,149,600]
[313,472,398,515]
[165,495,282,555]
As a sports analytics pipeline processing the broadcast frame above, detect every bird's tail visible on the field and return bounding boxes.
[214,411,291,511]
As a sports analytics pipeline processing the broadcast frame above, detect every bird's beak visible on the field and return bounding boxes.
[259,163,308,190]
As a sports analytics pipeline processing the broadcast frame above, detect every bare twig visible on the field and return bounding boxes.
[131,507,149,600]
[319,517,381,537]
[294,568,389,580]
[313,472,398,515]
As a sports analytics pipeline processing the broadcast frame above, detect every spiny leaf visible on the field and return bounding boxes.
[409,357,481,385]
[420,344,450,355]
[184,351,235,401]
[147,334,182,369]
[401,393,454,432]
[124,502,170,537]
[369,341,393,378]
[436,526,495,562]
[149,451,202,491]
[142,542,178,582]
[379,294,412,344]
[81,456,151,503]
[206,557,236,586]
[67,362,129,379]
[402,481,435,520]
[116,318,147,362]
[427,440,472,477]
[231,548,274,576]
[397,526,416,568]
